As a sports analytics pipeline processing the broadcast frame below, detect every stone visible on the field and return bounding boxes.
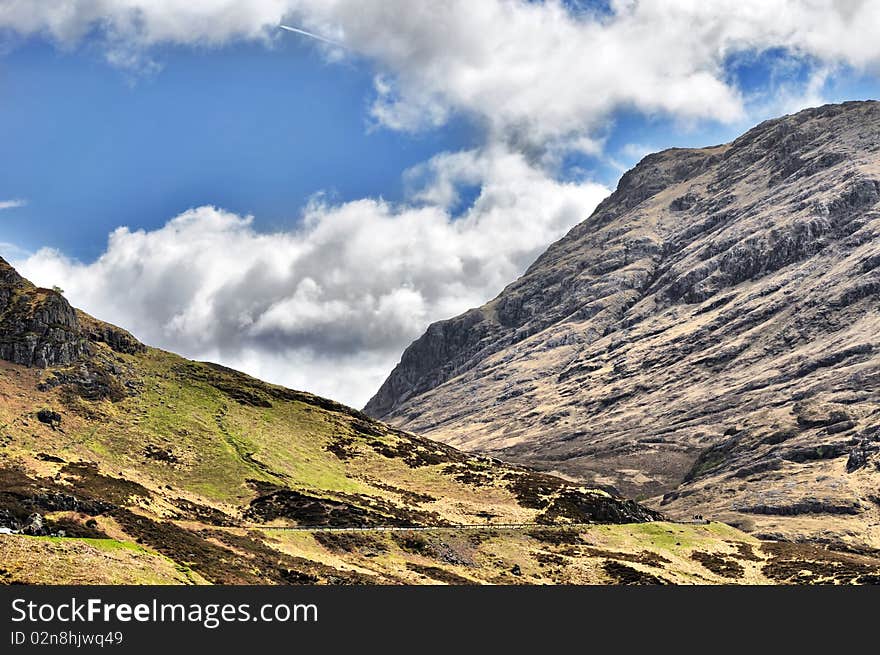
[22,513,45,536]
[36,409,62,427]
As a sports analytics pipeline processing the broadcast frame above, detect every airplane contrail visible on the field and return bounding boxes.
[279,24,344,48]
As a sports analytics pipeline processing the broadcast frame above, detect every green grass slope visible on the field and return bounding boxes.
[1,256,878,585]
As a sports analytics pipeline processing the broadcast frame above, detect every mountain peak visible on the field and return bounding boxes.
[0,257,144,371]
[365,101,880,546]
[0,257,86,368]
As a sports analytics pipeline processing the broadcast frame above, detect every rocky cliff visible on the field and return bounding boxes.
[0,257,86,367]
[0,256,144,369]
[366,101,880,546]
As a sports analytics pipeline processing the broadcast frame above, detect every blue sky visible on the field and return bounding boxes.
[3,24,875,262]
[1,1,879,406]
[0,38,479,259]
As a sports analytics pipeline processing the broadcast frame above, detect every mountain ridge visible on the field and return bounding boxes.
[2,102,880,582]
[365,100,880,548]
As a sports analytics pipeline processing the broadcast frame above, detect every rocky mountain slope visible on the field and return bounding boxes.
[366,101,880,550]
[2,255,778,586]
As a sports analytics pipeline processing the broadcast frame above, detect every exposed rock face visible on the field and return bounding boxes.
[77,311,145,356]
[0,257,85,367]
[366,101,880,544]
[0,256,144,369]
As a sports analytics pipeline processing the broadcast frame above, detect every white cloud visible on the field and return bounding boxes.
[5,0,880,406]
[0,198,26,210]
[2,1,880,150]
[13,148,609,407]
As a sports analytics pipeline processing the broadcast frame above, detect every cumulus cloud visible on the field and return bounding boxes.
[3,2,877,189]
[5,0,880,405]
[14,148,609,406]
[3,1,880,149]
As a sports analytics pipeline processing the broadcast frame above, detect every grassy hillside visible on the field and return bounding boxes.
[0,342,665,585]
[4,348,878,585]
[2,254,878,584]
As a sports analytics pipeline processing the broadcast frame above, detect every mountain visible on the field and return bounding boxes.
[5,258,877,584]
[4,254,824,586]
[366,101,880,550]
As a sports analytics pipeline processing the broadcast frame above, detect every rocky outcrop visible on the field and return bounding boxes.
[366,309,503,417]
[77,311,145,356]
[366,101,880,544]
[0,258,86,367]
[0,257,144,370]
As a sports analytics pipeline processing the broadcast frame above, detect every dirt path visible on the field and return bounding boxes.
[246,519,711,533]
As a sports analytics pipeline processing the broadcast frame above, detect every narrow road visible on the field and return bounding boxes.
[259,523,568,533]
[247,519,711,533]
